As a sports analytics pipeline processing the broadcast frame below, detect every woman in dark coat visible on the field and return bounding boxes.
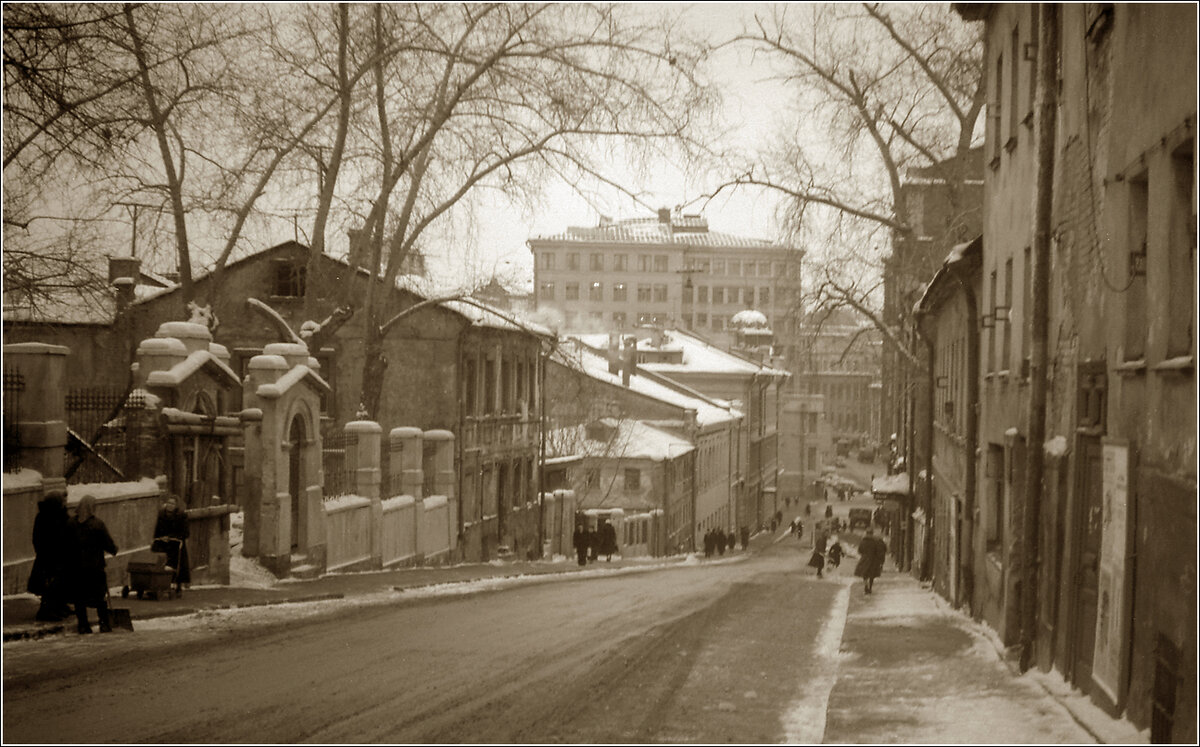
[808,531,827,578]
[29,489,72,622]
[855,528,887,594]
[153,494,190,592]
[573,524,588,566]
[70,495,118,634]
[599,519,617,562]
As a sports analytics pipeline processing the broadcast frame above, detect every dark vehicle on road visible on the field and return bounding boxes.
[848,508,872,531]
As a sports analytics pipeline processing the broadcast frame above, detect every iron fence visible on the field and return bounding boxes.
[3,368,24,473]
[65,387,147,484]
[321,426,357,500]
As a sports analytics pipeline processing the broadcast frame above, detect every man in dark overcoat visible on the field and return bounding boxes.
[855,528,888,594]
[29,488,72,621]
[69,495,118,634]
[572,524,587,566]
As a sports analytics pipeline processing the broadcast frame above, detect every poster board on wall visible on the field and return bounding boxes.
[1091,438,1131,706]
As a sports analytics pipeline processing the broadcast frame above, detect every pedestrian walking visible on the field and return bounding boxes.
[808,531,827,579]
[795,519,804,541]
[152,494,190,594]
[727,529,737,552]
[716,529,727,555]
[855,528,887,594]
[68,495,118,634]
[827,538,844,569]
[599,519,617,562]
[28,488,72,622]
[824,504,833,520]
[573,524,588,566]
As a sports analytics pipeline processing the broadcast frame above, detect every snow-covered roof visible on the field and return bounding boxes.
[549,419,695,461]
[530,215,787,250]
[443,297,553,337]
[571,329,789,379]
[145,350,240,389]
[872,473,911,495]
[731,309,769,328]
[556,343,740,428]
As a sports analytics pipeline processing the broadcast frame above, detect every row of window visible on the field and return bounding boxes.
[539,281,776,306]
[538,251,789,279]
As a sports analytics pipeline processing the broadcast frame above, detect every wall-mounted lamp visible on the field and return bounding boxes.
[992,304,1011,323]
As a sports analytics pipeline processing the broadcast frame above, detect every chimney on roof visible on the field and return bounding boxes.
[657,207,671,224]
[109,256,140,312]
[621,335,636,387]
[608,332,621,375]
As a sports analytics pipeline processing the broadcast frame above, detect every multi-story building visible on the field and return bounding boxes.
[881,149,984,453]
[779,392,832,504]
[792,310,883,456]
[571,326,789,533]
[527,208,804,351]
[954,5,1195,741]
[544,339,743,553]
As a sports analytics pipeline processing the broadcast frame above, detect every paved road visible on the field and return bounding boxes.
[4,541,842,743]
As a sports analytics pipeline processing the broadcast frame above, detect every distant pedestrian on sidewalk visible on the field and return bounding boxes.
[152,494,190,595]
[808,531,827,579]
[716,529,727,555]
[572,524,588,566]
[28,487,72,622]
[827,538,844,570]
[599,519,617,562]
[855,528,887,594]
[69,495,118,634]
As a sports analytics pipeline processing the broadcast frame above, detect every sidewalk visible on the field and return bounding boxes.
[4,528,780,642]
[823,569,1147,744]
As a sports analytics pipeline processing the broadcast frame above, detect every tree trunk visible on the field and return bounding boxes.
[359,321,388,421]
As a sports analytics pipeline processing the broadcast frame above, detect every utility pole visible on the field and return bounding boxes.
[1021,3,1058,673]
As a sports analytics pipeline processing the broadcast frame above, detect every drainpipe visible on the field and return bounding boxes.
[1021,3,1058,673]
[915,310,936,584]
[536,337,549,558]
[949,255,981,616]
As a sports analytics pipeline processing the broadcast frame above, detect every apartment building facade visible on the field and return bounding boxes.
[527,209,804,351]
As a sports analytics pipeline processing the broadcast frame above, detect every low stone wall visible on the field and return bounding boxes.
[381,496,418,567]
[2,474,164,596]
[420,495,451,561]
[324,496,373,572]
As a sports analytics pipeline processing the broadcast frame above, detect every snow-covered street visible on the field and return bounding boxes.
[2,539,1141,744]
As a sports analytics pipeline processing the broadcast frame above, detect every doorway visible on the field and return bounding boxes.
[289,415,305,552]
[1069,434,1103,692]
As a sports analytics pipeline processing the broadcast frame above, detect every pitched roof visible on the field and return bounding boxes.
[530,213,790,250]
[553,342,740,428]
[571,328,789,378]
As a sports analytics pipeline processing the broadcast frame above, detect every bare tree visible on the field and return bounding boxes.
[271,3,713,419]
[707,3,984,372]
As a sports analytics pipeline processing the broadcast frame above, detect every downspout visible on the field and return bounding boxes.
[916,310,936,584]
[950,257,981,616]
[536,337,550,558]
[455,327,466,558]
[1021,3,1058,673]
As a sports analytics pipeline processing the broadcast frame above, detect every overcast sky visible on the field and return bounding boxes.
[458,3,796,294]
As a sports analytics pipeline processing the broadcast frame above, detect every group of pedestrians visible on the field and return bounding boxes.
[572,519,617,566]
[27,491,191,634]
[800,518,887,595]
[702,527,737,557]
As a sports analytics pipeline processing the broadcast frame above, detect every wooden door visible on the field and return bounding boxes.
[1070,435,1103,691]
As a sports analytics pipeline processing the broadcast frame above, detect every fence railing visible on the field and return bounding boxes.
[321,426,357,500]
[64,387,147,484]
[3,368,24,473]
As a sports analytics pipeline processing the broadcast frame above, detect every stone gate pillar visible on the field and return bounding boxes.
[347,420,383,570]
[3,343,69,488]
[390,427,423,499]
[424,429,456,551]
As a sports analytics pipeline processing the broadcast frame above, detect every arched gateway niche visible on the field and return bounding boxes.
[241,344,330,577]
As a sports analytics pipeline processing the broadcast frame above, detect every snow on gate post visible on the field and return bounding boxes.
[241,344,330,578]
[346,420,383,570]
[390,427,423,562]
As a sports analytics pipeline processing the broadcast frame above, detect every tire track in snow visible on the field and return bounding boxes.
[781,580,851,743]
